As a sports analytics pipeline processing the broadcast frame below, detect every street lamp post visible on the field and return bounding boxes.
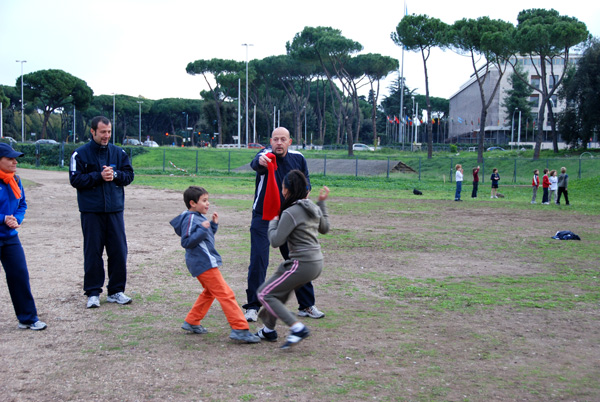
[511,108,519,150]
[137,101,143,142]
[16,60,27,142]
[517,109,522,147]
[242,43,253,147]
[112,93,116,144]
[304,106,307,148]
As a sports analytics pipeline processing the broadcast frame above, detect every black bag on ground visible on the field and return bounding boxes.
[551,230,581,240]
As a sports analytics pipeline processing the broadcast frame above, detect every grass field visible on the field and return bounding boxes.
[8,150,600,401]
[126,146,600,183]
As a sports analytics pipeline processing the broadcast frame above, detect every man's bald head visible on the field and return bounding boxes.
[270,127,293,157]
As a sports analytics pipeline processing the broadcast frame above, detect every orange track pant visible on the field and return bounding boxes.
[185,267,249,330]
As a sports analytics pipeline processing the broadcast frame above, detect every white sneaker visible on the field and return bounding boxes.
[245,309,258,322]
[86,295,100,309]
[18,320,47,331]
[297,305,325,319]
[106,292,132,305]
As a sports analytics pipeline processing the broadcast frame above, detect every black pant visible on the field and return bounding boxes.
[556,187,569,205]
[81,212,128,297]
[471,181,479,198]
[542,187,549,203]
[244,212,316,311]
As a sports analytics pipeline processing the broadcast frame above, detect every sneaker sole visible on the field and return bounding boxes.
[280,331,310,349]
[257,332,278,342]
[230,335,261,343]
[18,324,47,331]
[106,299,132,305]
[297,312,325,319]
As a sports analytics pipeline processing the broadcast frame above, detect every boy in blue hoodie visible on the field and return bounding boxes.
[170,186,259,343]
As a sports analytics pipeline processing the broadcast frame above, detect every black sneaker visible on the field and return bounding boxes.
[280,327,310,349]
[256,327,278,342]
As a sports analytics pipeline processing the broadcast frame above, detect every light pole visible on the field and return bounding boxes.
[182,111,189,146]
[517,109,522,147]
[511,108,519,150]
[16,60,27,142]
[137,101,143,142]
[112,93,116,144]
[303,106,307,148]
[242,43,253,147]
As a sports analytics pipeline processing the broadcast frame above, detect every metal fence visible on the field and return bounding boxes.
[18,143,600,184]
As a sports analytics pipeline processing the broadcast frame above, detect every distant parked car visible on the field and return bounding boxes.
[123,138,141,146]
[0,137,18,145]
[486,146,505,152]
[143,140,159,148]
[353,143,374,151]
[248,143,265,149]
[35,139,59,145]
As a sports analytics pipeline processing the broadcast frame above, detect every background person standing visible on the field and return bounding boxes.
[471,165,480,198]
[556,167,570,205]
[70,116,135,309]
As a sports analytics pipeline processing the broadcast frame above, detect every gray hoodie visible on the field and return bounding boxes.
[268,199,329,262]
[170,211,222,277]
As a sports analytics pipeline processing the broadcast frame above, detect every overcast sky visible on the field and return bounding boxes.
[1,0,598,103]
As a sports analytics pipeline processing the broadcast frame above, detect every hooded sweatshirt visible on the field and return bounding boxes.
[170,210,222,277]
[268,199,329,262]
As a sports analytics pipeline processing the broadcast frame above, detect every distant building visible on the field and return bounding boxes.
[448,50,583,148]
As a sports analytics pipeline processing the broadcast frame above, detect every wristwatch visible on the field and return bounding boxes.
[113,170,117,179]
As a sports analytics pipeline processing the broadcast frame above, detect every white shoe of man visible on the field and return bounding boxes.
[297,305,325,319]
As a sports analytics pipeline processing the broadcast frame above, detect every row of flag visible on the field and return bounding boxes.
[386,116,439,126]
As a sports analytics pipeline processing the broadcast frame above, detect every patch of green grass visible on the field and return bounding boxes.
[369,270,600,311]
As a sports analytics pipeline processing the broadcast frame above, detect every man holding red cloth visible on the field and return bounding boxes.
[243,127,325,322]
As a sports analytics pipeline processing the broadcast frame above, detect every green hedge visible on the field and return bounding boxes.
[12,143,148,167]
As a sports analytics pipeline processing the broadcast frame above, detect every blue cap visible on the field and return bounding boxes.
[0,143,24,158]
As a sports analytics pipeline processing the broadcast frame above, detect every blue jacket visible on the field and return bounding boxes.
[251,148,310,215]
[69,140,134,213]
[0,177,26,239]
[170,211,222,277]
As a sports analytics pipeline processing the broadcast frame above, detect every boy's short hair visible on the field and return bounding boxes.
[534,169,539,173]
[493,168,498,172]
[561,167,567,173]
[543,168,549,174]
[184,186,208,209]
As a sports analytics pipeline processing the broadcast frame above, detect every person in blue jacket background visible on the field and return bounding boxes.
[69,116,135,309]
[0,143,47,330]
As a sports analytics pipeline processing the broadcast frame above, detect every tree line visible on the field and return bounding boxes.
[393,8,590,161]
[1,9,596,159]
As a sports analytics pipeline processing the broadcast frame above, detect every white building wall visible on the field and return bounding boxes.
[448,52,582,143]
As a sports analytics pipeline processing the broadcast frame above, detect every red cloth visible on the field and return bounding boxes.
[262,152,280,220]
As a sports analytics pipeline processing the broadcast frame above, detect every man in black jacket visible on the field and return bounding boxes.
[70,116,135,309]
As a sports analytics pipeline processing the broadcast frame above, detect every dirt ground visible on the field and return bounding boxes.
[0,169,598,401]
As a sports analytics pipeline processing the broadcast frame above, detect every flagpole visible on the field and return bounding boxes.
[399,0,407,150]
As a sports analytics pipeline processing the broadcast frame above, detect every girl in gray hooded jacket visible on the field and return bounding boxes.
[256,170,330,349]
